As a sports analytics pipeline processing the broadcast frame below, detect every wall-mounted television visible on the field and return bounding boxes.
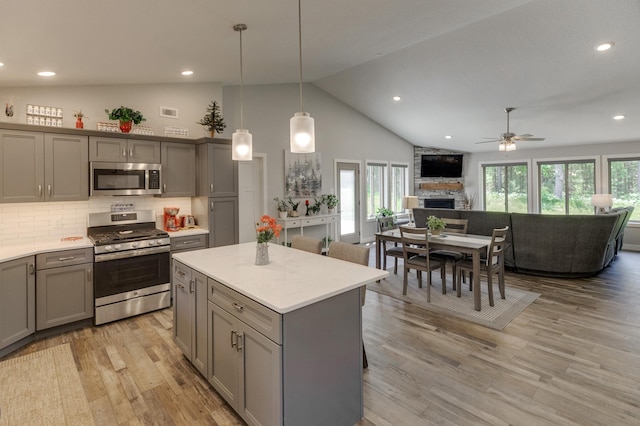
[420,154,463,178]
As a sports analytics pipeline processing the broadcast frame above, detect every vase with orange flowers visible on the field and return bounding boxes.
[255,215,282,265]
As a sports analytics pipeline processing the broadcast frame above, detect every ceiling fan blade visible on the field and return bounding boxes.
[517,137,545,141]
[475,139,502,144]
[517,133,533,138]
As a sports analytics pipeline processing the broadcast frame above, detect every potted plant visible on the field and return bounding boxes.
[323,194,339,213]
[274,197,288,218]
[426,215,446,235]
[376,207,394,218]
[197,100,226,137]
[309,198,323,215]
[287,198,300,217]
[73,110,87,129]
[105,106,146,133]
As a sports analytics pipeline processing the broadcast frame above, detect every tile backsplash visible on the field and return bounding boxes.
[0,197,193,247]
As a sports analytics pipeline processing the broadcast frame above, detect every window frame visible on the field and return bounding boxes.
[602,153,640,223]
[365,160,410,221]
[535,157,597,215]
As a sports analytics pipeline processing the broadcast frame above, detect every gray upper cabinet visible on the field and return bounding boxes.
[197,143,238,197]
[0,256,36,352]
[0,129,88,203]
[89,136,161,163]
[161,142,196,197]
[44,133,89,202]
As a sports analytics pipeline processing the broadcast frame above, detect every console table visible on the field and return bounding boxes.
[276,213,339,249]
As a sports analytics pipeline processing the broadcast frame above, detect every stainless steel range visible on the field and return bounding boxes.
[87,210,171,325]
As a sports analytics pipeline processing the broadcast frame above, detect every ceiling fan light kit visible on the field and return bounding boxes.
[290,0,315,154]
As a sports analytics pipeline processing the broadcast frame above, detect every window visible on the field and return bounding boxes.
[366,162,387,219]
[538,160,595,214]
[483,163,528,212]
[390,163,409,213]
[608,157,640,221]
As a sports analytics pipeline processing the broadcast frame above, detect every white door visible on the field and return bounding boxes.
[238,154,266,243]
[336,161,360,244]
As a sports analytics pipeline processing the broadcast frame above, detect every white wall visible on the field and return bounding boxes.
[464,140,640,251]
[0,82,222,138]
[223,83,415,242]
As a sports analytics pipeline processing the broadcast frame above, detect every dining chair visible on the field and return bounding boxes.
[290,235,323,255]
[454,226,509,306]
[430,218,469,289]
[328,241,371,368]
[377,216,403,274]
[399,226,446,300]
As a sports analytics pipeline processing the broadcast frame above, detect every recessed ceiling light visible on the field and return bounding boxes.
[37,71,56,77]
[0,63,4,67]
[613,114,625,120]
[392,96,401,101]
[181,70,193,76]
[445,135,452,139]
[596,41,614,51]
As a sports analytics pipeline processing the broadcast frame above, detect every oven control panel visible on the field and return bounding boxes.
[95,237,171,254]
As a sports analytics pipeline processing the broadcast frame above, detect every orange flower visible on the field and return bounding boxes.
[256,215,282,243]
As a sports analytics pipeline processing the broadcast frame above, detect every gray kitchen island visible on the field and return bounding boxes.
[172,242,388,426]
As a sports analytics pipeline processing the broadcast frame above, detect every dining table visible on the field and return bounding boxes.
[375,228,491,311]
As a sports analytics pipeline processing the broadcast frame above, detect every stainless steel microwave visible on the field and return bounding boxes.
[90,162,162,196]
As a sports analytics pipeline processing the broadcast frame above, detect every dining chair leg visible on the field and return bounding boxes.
[403,268,409,295]
[417,271,423,288]
[451,262,457,291]
[394,258,398,274]
[441,266,446,294]
[487,272,495,307]
[426,270,431,302]
[498,267,506,299]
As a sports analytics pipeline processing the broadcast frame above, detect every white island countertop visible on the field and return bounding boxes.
[173,242,388,314]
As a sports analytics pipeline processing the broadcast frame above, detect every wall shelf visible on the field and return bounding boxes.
[419,182,464,191]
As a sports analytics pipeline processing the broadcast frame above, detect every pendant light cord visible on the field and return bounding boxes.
[298,0,304,112]
[239,27,244,129]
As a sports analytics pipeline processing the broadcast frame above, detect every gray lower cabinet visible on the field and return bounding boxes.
[0,256,36,351]
[0,129,88,203]
[208,197,239,247]
[89,136,161,163]
[208,278,282,426]
[161,142,196,197]
[172,260,207,375]
[35,248,94,330]
[170,234,208,253]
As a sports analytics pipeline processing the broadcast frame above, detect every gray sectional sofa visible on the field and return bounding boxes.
[412,207,633,277]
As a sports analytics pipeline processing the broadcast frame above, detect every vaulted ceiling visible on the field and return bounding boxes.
[1,0,639,152]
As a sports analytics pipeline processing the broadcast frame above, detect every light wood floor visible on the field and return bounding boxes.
[7,250,640,425]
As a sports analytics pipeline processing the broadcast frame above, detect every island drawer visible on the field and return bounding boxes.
[36,248,93,270]
[209,279,282,344]
[173,261,191,287]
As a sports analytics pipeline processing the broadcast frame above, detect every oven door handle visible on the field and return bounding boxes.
[94,245,170,262]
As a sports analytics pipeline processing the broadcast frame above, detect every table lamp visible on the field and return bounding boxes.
[402,196,419,224]
[591,193,612,214]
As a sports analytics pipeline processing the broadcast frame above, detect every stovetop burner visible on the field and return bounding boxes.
[88,228,169,245]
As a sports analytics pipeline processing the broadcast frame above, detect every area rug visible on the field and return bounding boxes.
[0,343,94,425]
[367,269,539,330]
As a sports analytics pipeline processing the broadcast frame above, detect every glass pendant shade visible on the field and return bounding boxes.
[290,112,315,153]
[232,129,252,161]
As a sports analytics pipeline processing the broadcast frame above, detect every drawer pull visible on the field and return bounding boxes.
[176,270,186,277]
[58,256,75,261]
[181,240,197,245]
[232,302,244,312]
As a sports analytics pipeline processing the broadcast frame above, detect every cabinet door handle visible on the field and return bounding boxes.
[58,256,75,261]
[87,268,92,281]
[29,264,35,275]
[47,185,52,196]
[232,302,244,312]
[236,332,244,351]
[122,147,127,158]
[129,147,134,158]
[230,330,237,348]
[38,185,42,196]
[189,279,194,294]
[210,183,214,193]
[163,183,166,193]
[210,201,214,211]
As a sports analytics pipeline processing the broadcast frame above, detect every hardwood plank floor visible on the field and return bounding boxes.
[6,250,640,425]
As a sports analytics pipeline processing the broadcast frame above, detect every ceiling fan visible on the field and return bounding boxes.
[475,107,545,151]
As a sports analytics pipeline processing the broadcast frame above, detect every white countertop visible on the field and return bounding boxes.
[166,227,209,238]
[0,237,94,263]
[173,242,388,314]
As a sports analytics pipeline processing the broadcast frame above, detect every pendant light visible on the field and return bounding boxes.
[290,0,315,153]
[232,24,252,161]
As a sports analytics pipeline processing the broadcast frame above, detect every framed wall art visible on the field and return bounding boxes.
[284,150,322,198]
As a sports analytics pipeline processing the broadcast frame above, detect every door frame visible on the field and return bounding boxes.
[238,153,267,243]
[335,159,362,244]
